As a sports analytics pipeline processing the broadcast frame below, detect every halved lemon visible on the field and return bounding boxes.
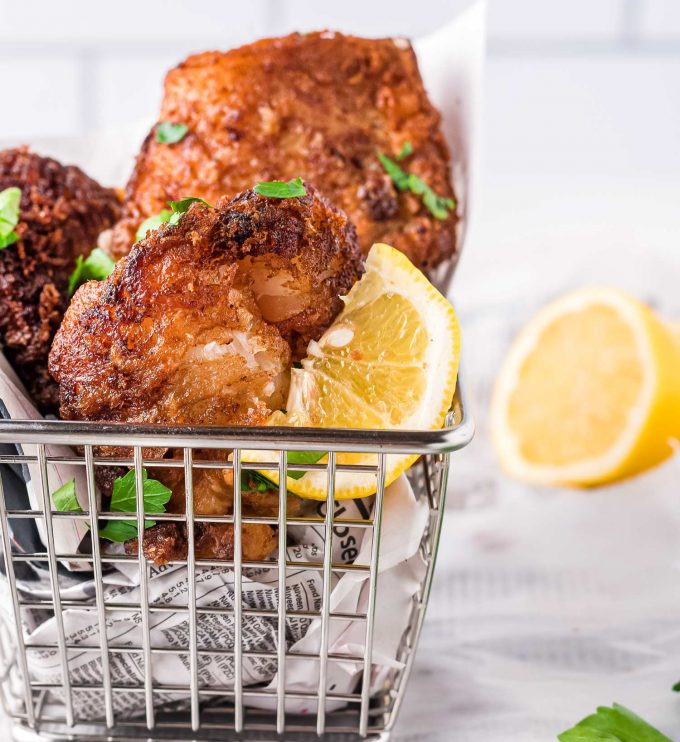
[242,243,460,499]
[670,320,680,347]
[491,287,680,486]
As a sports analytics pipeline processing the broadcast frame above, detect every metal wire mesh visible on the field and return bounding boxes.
[0,385,472,741]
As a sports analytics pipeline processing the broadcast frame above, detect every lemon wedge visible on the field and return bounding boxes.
[491,287,680,486]
[242,243,460,500]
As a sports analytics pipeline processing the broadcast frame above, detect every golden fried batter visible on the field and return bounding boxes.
[111,32,457,271]
[0,148,120,412]
[49,186,362,425]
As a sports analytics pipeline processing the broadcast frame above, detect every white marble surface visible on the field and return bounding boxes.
[392,47,680,737]
[393,175,680,741]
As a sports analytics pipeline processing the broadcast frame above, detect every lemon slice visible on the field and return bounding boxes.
[491,287,680,487]
[243,243,460,499]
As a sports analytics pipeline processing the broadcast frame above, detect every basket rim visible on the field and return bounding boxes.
[0,378,474,455]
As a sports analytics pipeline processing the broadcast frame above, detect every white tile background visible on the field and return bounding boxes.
[1,0,679,182]
[1,0,679,186]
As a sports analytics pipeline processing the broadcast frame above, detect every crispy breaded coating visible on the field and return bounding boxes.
[111,32,457,271]
[0,148,120,413]
[51,187,359,565]
[49,185,362,426]
[124,470,302,565]
[124,521,278,565]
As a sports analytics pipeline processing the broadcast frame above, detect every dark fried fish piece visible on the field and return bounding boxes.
[0,147,120,412]
[111,32,457,271]
[124,521,278,565]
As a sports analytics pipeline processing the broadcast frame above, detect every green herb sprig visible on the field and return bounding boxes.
[135,197,212,242]
[52,469,172,543]
[377,143,456,220]
[254,177,306,199]
[155,122,188,144]
[286,450,326,480]
[135,210,172,242]
[0,187,21,249]
[558,703,673,742]
[245,450,327,490]
[395,141,413,161]
[51,479,81,512]
[68,247,116,296]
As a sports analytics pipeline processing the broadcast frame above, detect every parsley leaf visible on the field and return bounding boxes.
[672,681,680,692]
[286,450,326,480]
[52,478,82,512]
[167,196,212,225]
[250,450,326,488]
[155,122,188,144]
[134,198,212,243]
[98,521,141,543]
[136,209,172,242]
[0,186,21,250]
[109,468,172,515]
[408,174,455,220]
[376,153,409,191]
[50,470,171,543]
[377,149,456,220]
[68,247,116,296]
[242,471,278,493]
[253,177,306,199]
[395,141,413,161]
[99,468,172,543]
[558,703,673,742]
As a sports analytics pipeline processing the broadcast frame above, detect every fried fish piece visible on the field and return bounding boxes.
[0,147,120,413]
[124,469,302,565]
[124,521,278,565]
[49,186,362,424]
[111,32,457,271]
[51,187,361,564]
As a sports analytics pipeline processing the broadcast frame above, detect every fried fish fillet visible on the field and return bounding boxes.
[0,147,120,413]
[49,186,362,425]
[50,186,362,563]
[111,32,457,271]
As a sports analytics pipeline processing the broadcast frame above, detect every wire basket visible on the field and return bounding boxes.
[0,381,473,741]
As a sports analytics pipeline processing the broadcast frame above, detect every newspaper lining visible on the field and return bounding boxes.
[0,358,429,718]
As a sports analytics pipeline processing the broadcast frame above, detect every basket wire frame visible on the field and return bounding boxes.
[0,383,473,741]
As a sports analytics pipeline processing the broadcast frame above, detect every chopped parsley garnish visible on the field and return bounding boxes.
[98,469,171,542]
[247,450,327,488]
[286,450,326,480]
[167,196,212,222]
[558,703,672,742]
[242,471,278,493]
[52,469,172,543]
[377,148,456,220]
[254,177,306,199]
[395,141,413,161]
[408,173,456,220]
[135,197,212,242]
[377,152,409,190]
[136,209,172,242]
[155,121,188,144]
[68,247,116,296]
[672,681,680,692]
[51,479,80,512]
[0,186,21,249]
